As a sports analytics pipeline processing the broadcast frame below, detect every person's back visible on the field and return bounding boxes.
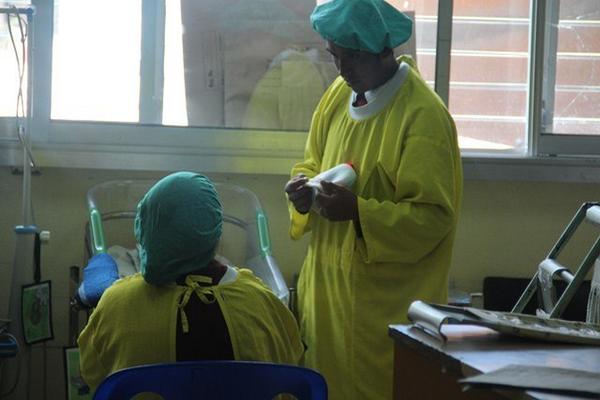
[78,269,302,389]
[78,172,303,391]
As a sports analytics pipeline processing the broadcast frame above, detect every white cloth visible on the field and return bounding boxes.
[219,265,239,284]
[348,61,409,121]
[107,245,140,278]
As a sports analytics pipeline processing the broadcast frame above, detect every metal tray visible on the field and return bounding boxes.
[408,300,600,345]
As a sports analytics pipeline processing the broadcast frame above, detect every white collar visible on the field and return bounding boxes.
[218,265,238,284]
[348,62,409,121]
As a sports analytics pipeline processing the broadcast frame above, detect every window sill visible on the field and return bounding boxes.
[462,155,600,183]
[1,121,600,183]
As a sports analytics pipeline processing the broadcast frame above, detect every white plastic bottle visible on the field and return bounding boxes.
[306,162,357,199]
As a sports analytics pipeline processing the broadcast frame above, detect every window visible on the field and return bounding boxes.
[51,0,141,122]
[541,2,600,136]
[2,0,600,176]
[449,1,530,154]
[172,0,334,130]
[536,0,600,156]
[390,0,438,85]
[49,0,436,131]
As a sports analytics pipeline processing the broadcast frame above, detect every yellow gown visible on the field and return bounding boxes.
[78,269,303,391]
[289,56,463,400]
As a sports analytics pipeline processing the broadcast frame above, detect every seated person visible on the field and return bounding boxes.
[78,172,303,390]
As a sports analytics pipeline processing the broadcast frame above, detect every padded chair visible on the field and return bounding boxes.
[93,360,328,400]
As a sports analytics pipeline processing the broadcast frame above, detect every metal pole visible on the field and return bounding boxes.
[140,0,165,124]
[0,6,37,400]
[434,0,453,106]
[527,0,547,156]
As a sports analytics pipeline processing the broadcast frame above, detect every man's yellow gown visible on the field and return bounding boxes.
[289,56,463,400]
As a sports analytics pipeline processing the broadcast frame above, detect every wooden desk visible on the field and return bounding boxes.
[388,324,600,400]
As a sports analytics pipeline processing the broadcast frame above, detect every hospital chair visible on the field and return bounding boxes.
[69,180,290,345]
[92,360,328,400]
[512,202,600,323]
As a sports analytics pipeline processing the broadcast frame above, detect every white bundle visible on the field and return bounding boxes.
[586,259,600,324]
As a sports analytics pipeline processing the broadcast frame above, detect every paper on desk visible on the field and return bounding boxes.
[460,364,600,398]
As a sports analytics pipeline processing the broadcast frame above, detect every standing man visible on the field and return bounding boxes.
[284,0,463,398]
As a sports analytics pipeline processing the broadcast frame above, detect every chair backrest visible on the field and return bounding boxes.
[83,180,290,304]
[93,360,328,400]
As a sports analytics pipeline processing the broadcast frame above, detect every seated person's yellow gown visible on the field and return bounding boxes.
[78,267,303,390]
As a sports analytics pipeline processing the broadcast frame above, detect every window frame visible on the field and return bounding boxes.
[1,0,600,181]
[534,1,600,157]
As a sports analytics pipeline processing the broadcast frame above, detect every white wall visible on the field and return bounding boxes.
[1,166,599,398]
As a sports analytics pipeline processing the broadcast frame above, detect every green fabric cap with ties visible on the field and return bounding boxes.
[135,171,223,285]
[310,0,413,54]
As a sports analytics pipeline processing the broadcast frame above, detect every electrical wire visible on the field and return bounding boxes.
[6,6,36,170]
[7,7,37,227]
[4,11,34,399]
[0,333,21,399]
[42,342,47,400]
[7,8,27,120]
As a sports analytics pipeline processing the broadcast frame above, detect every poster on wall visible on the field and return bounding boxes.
[63,347,92,400]
[21,281,53,344]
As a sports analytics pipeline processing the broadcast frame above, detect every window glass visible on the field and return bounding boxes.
[48,0,439,131]
[388,0,438,87]
[449,1,530,152]
[0,1,31,118]
[167,0,335,130]
[162,0,186,126]
[51,0,141,122]
[164,0,436,130]
[542,0,600,135]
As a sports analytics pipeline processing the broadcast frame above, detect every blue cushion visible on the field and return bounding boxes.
[78,253,119,307]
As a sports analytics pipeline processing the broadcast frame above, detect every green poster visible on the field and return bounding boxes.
[64,347,92,400]
[21,281,53,344]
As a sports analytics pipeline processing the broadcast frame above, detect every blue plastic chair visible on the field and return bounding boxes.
[93,360,328,399]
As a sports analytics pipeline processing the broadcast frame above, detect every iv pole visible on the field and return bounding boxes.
[1,4,37,400]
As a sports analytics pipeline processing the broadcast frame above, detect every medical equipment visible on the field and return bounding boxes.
[409,202,600,345]
[1,4,38,400]
[69,180,289,345]
[512,202,600,320]
[0,333,18,359]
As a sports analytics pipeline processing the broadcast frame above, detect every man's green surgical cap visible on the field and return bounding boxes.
[310,0,413,54]
[135,172,223,285]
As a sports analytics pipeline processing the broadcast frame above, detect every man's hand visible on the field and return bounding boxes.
[315,181,359,222]
[285,174,313,214]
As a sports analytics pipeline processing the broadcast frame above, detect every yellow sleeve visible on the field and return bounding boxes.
[356,105,461,264]
[77,310,110,391]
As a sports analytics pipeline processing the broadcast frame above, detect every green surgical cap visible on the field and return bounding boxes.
[310,0,413,54]
[135,172,223,285]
